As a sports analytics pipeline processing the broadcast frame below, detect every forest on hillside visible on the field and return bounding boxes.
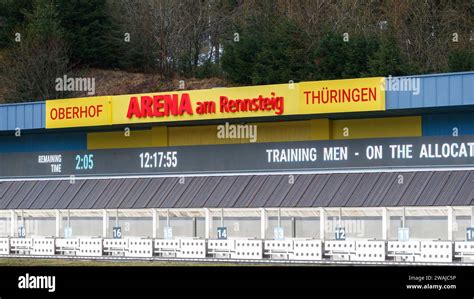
[0,0,473,103]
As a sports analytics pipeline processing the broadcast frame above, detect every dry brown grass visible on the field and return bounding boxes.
[0,67,234,103]
[72,68,233,97]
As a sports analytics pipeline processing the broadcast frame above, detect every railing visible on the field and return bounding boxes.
[0,237,472,263]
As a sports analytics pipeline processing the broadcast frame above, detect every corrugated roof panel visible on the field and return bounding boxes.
[132,178,165,208]
[53,180,87,209]
[29,181,62,209]
[1,170,474,210]
[264,175,298,207]
[41,181,70,209]
[5,181,36,209]
[204,176,246,208]
[67,180,100,209]
[416,172,450,206]
[91,179,123,209]
[329,173,364,207]
[105,179,139,209]
[312,174,348,207]
[433,171,470,206]
[280,175,315,207]
[118,178,153,209]
[298,174,331,207]
[451,172,474,206]
[0,181,25,209]
[345,173,380,207]
[146,177,179,208]
[0,181,14,199]
[174,177,208,208]
[220,176,253,208]
[202,176,235,207]
[397,172,433,206]
[158,178,192,208]
[233,175,268,208]
[363,172,398,207]
[378,172,415,206]
[187,176,222,208]
[79,180,113,209]
[247,175,284,208]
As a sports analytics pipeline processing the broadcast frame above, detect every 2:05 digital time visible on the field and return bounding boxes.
[139,151,178,168]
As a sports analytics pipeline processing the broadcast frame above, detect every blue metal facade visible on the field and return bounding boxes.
[386,72,474,110]
[0,132,87,152]
[422,113,474,136]
[0,102,45,131]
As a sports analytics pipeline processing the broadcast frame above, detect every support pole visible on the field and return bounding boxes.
[277,208,281,227]
[319,208,325,241]
[21,210,25,236]
[115,209,119,227]
[338,207,342,227]
[192,217,197,238]
[291,217,296,238]
[471,206,474,227]
[260,208,267,239]
[10,210,15,237]
[220,208,224,227]
[152,209,158,238]
[205,208,211,239]
[55,210,60,237]
[67,209,71,227]
[447,206,454,241]
[166,209,170,227]
[102,209,107,238]
[402,207,406,228]
[382,208,389,240]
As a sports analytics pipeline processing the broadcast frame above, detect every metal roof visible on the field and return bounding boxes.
[0,170,473,210]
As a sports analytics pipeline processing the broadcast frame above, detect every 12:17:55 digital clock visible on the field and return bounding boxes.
[139,151,178,168]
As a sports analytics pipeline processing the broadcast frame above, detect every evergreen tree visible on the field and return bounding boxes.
[222,19,313,84]
[221,23,261,84]
[2,0,70,102]
[448,48,474,72]
[368,34,405,76]
[0,0,33,47]
[56,0,120,67]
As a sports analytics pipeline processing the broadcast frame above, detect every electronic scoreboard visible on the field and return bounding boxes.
[1,135,474,178]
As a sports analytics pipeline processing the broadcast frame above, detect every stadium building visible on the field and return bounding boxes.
[0,72,473,263]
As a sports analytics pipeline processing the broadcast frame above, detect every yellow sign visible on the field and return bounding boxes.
[111,84,299,125]
[299,77,385,114]
[45,96,112,128]
[45,77,385,128]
